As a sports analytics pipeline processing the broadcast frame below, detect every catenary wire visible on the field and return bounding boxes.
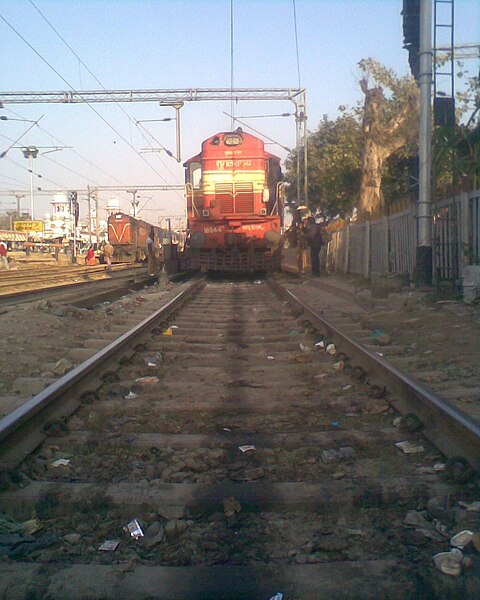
[2,107,131,204]
[0,12,171,185]
[27,0,178,182]
[230,0,235,130]
[292,0,302,88]
[3,107,127,188]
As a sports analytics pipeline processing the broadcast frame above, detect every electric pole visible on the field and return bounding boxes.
[417,0,433,286]
[127,189,139,217]
[21,146,38,219]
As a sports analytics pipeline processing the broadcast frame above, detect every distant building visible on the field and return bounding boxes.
[43,193,73,239]
[106,198,121,217]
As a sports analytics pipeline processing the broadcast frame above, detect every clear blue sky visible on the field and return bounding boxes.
[0,0,478,224]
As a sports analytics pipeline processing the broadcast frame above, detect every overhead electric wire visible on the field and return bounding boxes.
[0,116,42,158]
[2,106,131,202]
[0,173,28,187]
[4,107,123,186]
[3,154,69,189]
[134,122,181,182]
[292,0,302,88]
[1,130,73,189]
[230,0,235,130]
[0,12,170,185]
[223,112,291,152]
[0,129,130,205]
[27,0,177,184]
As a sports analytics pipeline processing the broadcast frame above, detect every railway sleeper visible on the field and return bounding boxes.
[0,279,478,598]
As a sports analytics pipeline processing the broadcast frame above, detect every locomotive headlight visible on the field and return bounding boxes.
[262,188,270,203]
[264,230,280,245]
[202,209,210,217]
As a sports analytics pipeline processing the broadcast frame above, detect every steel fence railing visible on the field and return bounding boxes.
[389,209,416,276]
[348,223,368,276]
[468,191,480,265]
[324,189,479,281]
[370,218,388,275]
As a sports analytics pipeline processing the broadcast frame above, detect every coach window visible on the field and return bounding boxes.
[190,162,202,189]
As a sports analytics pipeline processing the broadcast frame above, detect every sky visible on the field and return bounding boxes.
[0,0,479,226]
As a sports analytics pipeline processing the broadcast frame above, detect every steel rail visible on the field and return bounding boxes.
[269,280,480,470]
[0,278,205,470]
[0,265,148,307]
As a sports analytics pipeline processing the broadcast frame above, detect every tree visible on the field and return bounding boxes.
[284,107,362,219]
[357,58,418,215]
[433,56,480,195]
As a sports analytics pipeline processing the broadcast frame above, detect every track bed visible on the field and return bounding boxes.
[0,280,478,599]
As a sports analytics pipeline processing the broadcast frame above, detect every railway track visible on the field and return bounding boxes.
[280,276,480,427]
[0,263,150,307]
[0,278,478,599]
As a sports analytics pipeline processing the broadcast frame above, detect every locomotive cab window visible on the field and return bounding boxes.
[190,162,202,189]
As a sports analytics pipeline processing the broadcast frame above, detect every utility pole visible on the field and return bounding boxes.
[94,191,100,246]
[87,185,92,245]
[417,0,433,286]
[127,189,139,217]
[21,146,38,219]
[13,193,24,215]
[18,145,70,221]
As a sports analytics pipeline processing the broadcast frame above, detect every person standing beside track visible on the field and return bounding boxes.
[0,241,9,270]
[296,219,310,274]
[304,216,323,277]
[146,228,155,275]
[103,241,114,272]
[85,246,96,265]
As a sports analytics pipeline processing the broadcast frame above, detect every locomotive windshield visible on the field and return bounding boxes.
[190,161,202,189]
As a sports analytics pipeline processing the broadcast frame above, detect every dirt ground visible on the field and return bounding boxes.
[0,282,180,417]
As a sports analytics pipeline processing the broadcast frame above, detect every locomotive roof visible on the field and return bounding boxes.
[183,129,280,166]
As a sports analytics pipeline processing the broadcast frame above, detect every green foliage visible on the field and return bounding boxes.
[434,123,480,194]
[358,58,419,152]
[284,107,362,218]
[284,56,478,219]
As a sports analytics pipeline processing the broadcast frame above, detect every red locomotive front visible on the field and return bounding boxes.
[184,129,283,271]
[107,213,163,262]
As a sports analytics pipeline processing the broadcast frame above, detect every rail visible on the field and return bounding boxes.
[0,277,205,469]
[269,279,480,470]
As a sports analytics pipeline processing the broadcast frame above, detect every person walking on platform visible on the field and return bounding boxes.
[304,216,323,277]
[103,241,114,272]
[0,241,9,270]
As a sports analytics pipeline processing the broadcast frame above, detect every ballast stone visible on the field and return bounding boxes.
[12,377,55,396]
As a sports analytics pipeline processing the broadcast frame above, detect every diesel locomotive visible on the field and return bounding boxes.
[183,129,284,272]
[107,212,166,263]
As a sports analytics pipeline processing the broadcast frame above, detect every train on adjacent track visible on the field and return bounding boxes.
[183,128,284,272]
[107,213,166,263]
